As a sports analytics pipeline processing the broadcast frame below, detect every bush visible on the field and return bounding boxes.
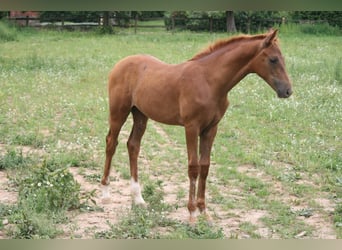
[9,204,61,239]
[299,22,341,35]
[0,20,18,41]
[164,11,187,31]
[3,156,98,238]
[334,203,342,236]
[0,149,29,170]
[280,22,341,36]
[95,25,115,35]
[3,160,81,238]
[19,161,81,212]
[169,215,225,239]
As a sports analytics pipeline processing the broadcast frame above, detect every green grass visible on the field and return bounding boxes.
[0,149,30,170]
[0,24,341,238]
[0,20,19,41]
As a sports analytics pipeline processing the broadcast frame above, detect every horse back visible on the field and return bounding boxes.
[108,55,185,125]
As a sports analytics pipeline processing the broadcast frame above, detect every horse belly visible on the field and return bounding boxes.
[136,98,182,125]
[133,87,182,126]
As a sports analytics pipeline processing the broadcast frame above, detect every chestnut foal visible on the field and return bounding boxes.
[101,29,292,223]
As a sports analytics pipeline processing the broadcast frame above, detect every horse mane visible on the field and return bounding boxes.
[189,33,269,61]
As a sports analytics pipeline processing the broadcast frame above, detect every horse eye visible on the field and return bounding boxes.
[269,57,278,64]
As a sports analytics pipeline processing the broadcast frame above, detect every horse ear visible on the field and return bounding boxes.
[263,29,278,48]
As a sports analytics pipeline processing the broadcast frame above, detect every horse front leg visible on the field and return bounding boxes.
[185,125,200,223]
[197,125,218,221]
[101,120,126,203]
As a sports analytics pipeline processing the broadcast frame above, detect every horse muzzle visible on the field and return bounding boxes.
[277,87,292,98]
[275,80,292,98]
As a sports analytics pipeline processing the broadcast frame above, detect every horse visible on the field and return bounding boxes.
[100,29,292,223]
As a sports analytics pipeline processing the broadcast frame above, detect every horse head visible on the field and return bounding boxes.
[251,29,293,98]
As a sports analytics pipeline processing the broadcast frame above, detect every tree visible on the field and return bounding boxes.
[102,11,109,26]
[291,11,342,28]
[226,11,236,33]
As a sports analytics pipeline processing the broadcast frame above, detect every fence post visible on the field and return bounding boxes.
[134,14,138,34]
[282,17,286,26]
[247,17,251,34]
[171,16,175,32]
[26,15,29,27]
[61,13,65,27]
[209,17,213,33]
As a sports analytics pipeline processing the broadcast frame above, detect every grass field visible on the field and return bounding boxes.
[0,25,342,239]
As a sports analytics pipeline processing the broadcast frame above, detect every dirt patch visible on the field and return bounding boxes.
[0,171,17,204]
[236,163,336,239]
[0,170,18,239]
[62,145,337,239]
[0,143,46,157]
[59,167,132,238]
[0,128,338,239]
[0,159,338,239]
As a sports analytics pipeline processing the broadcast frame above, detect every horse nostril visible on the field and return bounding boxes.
[286,88,293,97]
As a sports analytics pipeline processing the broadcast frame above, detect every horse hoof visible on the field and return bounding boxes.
[188,212,198,225]
[101,197,112,204]
[101,184,111,204]
[133,200,147,208]
[188,212,213,226]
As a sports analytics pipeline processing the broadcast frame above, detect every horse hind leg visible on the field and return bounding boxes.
[127,107,148,206]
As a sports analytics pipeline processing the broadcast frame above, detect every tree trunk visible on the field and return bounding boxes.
[103,11,110,26]
[226,11,236,33]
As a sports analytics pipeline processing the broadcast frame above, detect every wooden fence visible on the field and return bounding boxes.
[7,15,334,33]
[7,15,286,33]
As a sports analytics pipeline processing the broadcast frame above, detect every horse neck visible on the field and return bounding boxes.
[197,38,262,96]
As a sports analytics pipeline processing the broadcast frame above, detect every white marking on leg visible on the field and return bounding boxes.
[130,178,146,206]
[189,210,199,225]
[101,184,111,204]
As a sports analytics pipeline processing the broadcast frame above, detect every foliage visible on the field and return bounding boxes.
[142,180,171,212]
[10,133,44,148]
[0,11,8,19]
[0,20,18,41]
[18,160,81,212]
[1,154,99,238]
[165,11,283,33]
[299,23,341,35]
[334,204,342,235]
[167,215,224,239]
[165,11,342,34]
[40,11,100,23]
[0,149,30,170]
[164,11,188,31]
[279,22,341,36]
[6,11,342,34]
[8,203,62,239]
[234,11,283,33]
[291,11,342,29]
[3,159,86,238]
[95,25,115,35]
[184,11,213,32]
